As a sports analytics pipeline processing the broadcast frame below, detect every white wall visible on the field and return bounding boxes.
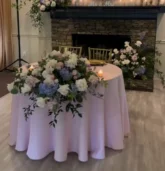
[11,1,165,74]
[156,14,165,74]
[11,0,52,64]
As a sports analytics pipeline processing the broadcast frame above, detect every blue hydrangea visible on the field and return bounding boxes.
[39,83,59,97]
[59,68,72,81]
[135,67,146,76]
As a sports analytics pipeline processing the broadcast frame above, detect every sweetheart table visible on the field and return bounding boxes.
[9,64,130,162]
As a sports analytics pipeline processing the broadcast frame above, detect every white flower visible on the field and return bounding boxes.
[50,50,61,57]
[124,41,130,47]
[36,97,46,108]
[62,51,72,57]
[58,84,70,96]
[111,53,114,57]
[32,68,41,76]
[114,60,120,65]
[55,79,59,83]
[65,53,78,68]
[44,76,54,85]
[25,76,40,87]
[136,62,139,65]
[76,78,88,92]
[21,84,31,94]
[120,54,126,60]
[40,5,46,11]
[14,79,21,83]
[72,70,77,76]
[79,58,90,65]
[122,59,130,65]
[135,41,142,47]
[142,57,146,61]
[51,1,56,7]
[46,59,57,69]
[88,75,99,85]
[7,82,14,92]
[20,70,28,78]
[42,70,50,79]
[126,46,133,53]
[45,1,50,6]
[113,49,119,54]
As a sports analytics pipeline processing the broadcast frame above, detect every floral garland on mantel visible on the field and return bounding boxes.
[12,0,71,30]
[7,50,107,127]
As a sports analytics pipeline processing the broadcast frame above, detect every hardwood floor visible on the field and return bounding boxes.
[0,80,165,171]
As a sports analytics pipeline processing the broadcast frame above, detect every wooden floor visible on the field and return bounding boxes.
[0,80,165,171]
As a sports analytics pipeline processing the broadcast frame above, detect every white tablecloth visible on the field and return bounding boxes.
[9,64,130,162]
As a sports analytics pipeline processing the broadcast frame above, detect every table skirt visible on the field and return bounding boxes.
[9,73,130,162]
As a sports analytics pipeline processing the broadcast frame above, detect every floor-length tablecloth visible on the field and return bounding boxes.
[9,64,130,162]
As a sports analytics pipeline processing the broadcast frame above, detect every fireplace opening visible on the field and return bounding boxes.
[72,34,131,56]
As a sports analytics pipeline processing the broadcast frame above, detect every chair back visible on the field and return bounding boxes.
[59,46,82,57]
[88,47,112,62]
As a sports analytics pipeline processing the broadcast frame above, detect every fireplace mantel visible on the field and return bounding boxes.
[50,6,165,20]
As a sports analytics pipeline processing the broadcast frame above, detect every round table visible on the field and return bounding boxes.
[9,64,130,162]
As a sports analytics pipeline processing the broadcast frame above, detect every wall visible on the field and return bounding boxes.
[11,1,165,74]
[11,0,52,64]
[156,14,165,74]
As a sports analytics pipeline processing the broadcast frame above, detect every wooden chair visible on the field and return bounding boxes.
[88,47,112,63]
[59,46,82,57]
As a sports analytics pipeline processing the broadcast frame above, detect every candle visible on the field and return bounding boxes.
[29,65,34,71]
[98,70,103,77]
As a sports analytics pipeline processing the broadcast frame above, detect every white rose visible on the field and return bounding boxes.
[45,1,50,6]
[55,79,59,83]
[46,59,57,69]
[126,46,133,53]
[14,79,21,83]
[40,5,46,11]
[79,58,90,65]
[114,60,120,65]
[124,41,130,47]
[122,59,130,65]
[21,84,31,94]
[76,78,88,92]
[135,41,142,47]
[58,84,70,96]
[65,53,78,68]
[50,50,61,57]
[7,82,14,92]
[32,68,41,76]
[88,75,99,85]
[125,59,130,65]
[62,51,72,57]
[36,97,46,108]
[113,49,119,54]
[42,70,50,79]
[111,53,114,57]
[51,1,56,7]
[142,57,146,61]
[136,62,139,65]
[120,54,126,60]
[44,76,54,85]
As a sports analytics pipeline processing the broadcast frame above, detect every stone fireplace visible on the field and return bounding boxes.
[51,19,157,55]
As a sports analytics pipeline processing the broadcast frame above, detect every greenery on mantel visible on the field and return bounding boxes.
[12,0,71,30]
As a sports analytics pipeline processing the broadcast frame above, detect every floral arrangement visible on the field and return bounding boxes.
[112,41,147,80]
[7,50,106,127]
[12,0,71,30]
